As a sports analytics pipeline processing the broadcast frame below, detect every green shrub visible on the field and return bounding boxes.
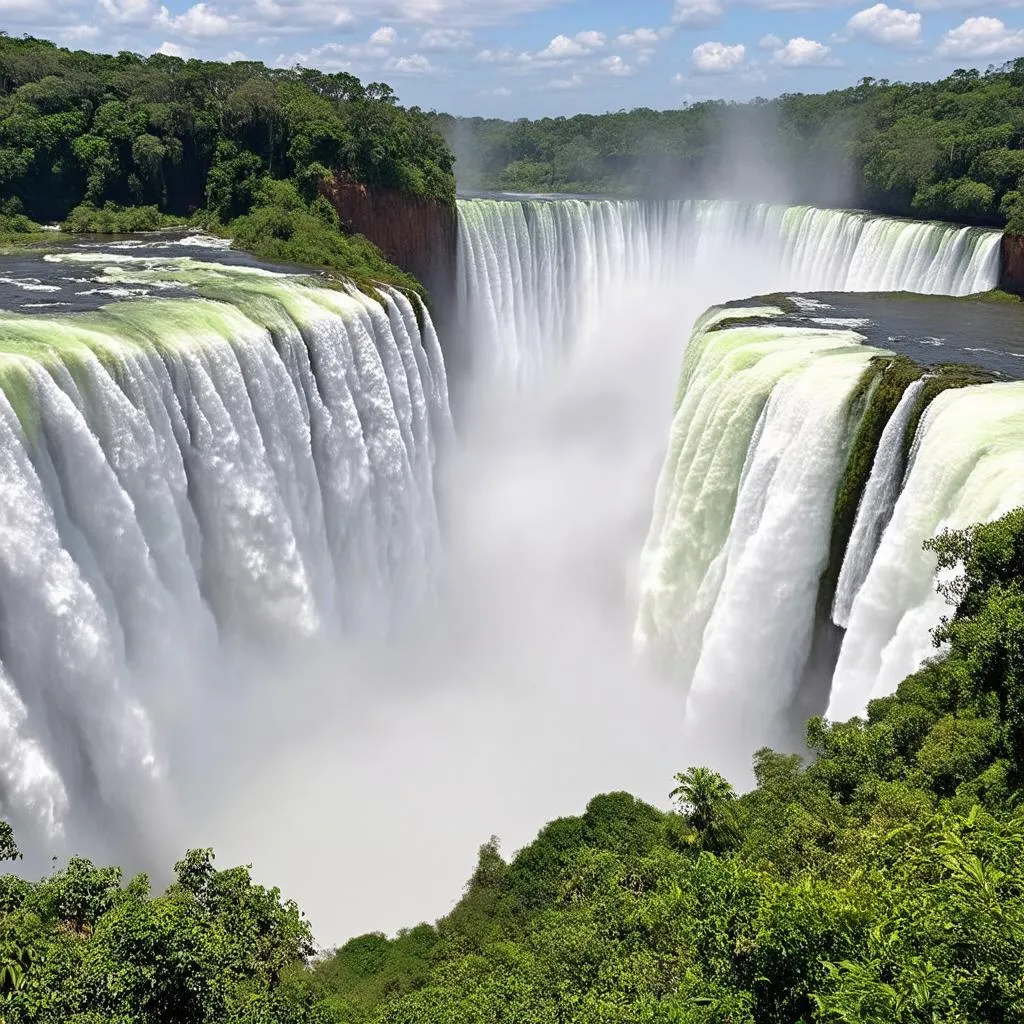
[63,202,184,233]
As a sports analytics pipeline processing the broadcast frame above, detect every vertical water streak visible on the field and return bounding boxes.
[828,382,1024,721]
[831,378,926,628]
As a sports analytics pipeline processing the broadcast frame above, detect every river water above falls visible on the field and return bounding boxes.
[0,200,1019,944]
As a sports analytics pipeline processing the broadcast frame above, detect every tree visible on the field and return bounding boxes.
[670,766,740,852]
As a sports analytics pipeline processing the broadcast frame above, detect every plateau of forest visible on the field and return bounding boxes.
[436,59,1024,232]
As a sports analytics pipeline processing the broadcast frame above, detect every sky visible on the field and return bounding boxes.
[5,0,1024,116]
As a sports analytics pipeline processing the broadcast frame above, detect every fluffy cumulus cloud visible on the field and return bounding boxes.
[598,55,634,76]
[369,25,398,47]
[758,33,783,49]
[845,4,921,45]
[673,0,723,28]
[772,36,832,66]
[156,2,235,38]
[691,40,745,73]
[936,16,1024,58]
[479,29,607,69]
[98,0,154,24]
[156,39,193,55]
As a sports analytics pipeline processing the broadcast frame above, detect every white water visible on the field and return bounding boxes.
[828,382,1024,720]
[458,198,1001,382]
[634,310,882,746]
[0,257,450,856]
[832,378,926,628]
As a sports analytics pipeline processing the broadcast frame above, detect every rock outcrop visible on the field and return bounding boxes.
[999,234,1024,296]
[321,178,457,310]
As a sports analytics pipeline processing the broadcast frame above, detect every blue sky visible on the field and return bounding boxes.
[7,0,1024,116]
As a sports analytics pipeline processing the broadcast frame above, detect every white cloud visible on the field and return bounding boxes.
[549,71,585,89]
[384,52,438,74]
[417,28,474,51]
[369,25,397,47]
[673,0,723,27]
[225,49,247,60]
[475,47,532,64]
[59,23,102,40]
[691,40,745,72]
[772,36,832,66]
[276,41,354,70]
[575,30,607,48]
[156,39,193,56]
[758,33,783,49]
[617,27,659,47]
[845,4,921,45]
[156,2,234,38]
[598,55,634,76]
[536,31,605,59]
[936,16,1024,58]
[98,0,152,22]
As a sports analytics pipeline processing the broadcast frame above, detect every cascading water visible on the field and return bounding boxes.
[831,378,926,629]
[457,198,1001,381]
[0,253,451,854]
[828,382,1024,720]
[0,198,1014,936]
[637,300,1024,740]
[634,309,884,744]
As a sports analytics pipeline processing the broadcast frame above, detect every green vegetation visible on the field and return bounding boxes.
[437,60,1024,231]
[303,508,1024,1024]
[3,509,1024,1021]
[220,178,425,297]
[62,202,185,233]
[0,34,455,291]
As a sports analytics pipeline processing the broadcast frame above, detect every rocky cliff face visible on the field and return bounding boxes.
[1000,234,1024,296]
[321,178,457,309]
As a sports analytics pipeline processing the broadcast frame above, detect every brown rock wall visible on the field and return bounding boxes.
[1000,234,1024,296]
[320,178,457,308]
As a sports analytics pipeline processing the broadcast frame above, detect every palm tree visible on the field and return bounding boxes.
[670,767,739,851]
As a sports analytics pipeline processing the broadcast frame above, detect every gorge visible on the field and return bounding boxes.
[0,196,1017,941]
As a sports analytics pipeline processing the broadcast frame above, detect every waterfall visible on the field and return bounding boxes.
[638,302,1024,735]
[0,256,451,850]
[827,382,1024,720]
[457,198,1001,381]
[831,378,926,628]
[634,308,883,744]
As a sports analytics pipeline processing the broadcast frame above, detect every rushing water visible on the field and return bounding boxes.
[0,200,1017,937]
[0,246,450,855]
[457,198,1001,382]
[633,301,1024,748]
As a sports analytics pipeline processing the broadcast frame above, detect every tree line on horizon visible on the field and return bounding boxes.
[434,59,1024,233]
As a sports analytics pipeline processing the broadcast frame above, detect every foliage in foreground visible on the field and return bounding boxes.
[307,508,1024,1024]
[1,513,1023,1022]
